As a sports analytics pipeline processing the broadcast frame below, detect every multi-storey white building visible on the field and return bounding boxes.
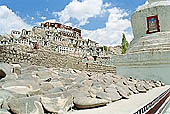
[0,22,107,60]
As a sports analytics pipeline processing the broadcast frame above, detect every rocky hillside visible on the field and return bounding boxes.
[0,63,165,114]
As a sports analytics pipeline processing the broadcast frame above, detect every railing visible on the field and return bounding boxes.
[133,88,170,114]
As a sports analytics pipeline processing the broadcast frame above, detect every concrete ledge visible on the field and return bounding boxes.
[134,86,170,114]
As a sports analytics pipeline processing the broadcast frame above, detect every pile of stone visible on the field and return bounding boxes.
[0,63,165,114]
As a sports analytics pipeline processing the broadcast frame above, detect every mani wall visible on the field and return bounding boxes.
[0,44,116,74]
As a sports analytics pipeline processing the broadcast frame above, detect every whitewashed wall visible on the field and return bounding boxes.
[116,64,170,84]
[131,4,170,39]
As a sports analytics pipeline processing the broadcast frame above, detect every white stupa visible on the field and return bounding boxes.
[127,0,170,53]
[111,0,170,84]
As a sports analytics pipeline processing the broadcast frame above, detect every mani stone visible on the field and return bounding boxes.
[8,96,44,114]
[12,64,21,75]
[0,63,18,80]
[74,97,109,109]
[0,109,10,114]
[136,82,147,93]
[1,80,39,95]
[41,95,73,113]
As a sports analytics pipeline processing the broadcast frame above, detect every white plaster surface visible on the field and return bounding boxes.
[116,64,170,84]
[113,0,170,86]
[138,0,170,11]
[67,86,170,114]
[127,32,170,53]
[132,0,170,39]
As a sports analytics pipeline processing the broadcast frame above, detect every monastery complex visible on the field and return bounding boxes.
[0,22,121,63]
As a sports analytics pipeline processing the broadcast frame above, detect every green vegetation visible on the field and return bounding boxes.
[73,44,77,48]
[104,46,108,51]
[121,33,129,54]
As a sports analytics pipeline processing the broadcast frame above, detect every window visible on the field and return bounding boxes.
[146,15,160,34]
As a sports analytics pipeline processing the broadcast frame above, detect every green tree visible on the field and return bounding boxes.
[104,46,108,51]
[121,33,129,54]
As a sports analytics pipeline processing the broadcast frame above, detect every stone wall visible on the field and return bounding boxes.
[0,44,116,74]
[111,50,170,66]
[110,50,170,84]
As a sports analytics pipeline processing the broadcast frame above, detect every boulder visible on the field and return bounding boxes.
[50,81,64,88]
[115,86,129,99]
[0,63,18,80]
[102,76,114,86]
[92,81,107,90]
[28,89,45,96]
[58,72,71,78]
[136,82,147,93]
[63,88,90,98]
[0,89,15,110]
[47,87,65,94]
[8,96,44,114]
[160,81,165,86]
[11,64,21,75]
[105,92,122,102]
[148,81,156,88]
[81,80,93,87]
[2,80,39,95]
[74,76,86,83]
[104,87,122,101]
[128,83,139,94]
[0,97,3,107]
[72,69,81,74]
[41,95,73,113]
[40,82,54,91]
[59,78,73,87]
[18,73,34,80]
[21,65,39,74]
[74,97,109,109]
[35,70,53,80]
[115,82,131,99]
[142,81,152,90]
[89,87,103,97]
[96,91,121,102]
[154,81,162,87]
[96,92,110,101]
[2,86,32,95]
[0,109,10,114]
[0,89,26,110]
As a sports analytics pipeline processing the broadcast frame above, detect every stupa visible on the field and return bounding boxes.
[128,0,170,53]
[111,0,170,84]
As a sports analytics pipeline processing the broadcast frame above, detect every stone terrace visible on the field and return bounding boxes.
[0,44,116,74]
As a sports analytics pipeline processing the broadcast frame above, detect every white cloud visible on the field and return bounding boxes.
[45,8,48,12]
[82,7,133,46]
[40,19,57,23]
[136,1,149,11]
[55,0,133,46]
[41,16,47,20]
[0,5,31,35]
[55,0,104,26]
[31,17,34,20]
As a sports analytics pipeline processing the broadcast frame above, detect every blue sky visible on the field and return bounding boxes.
[0,0,146,46]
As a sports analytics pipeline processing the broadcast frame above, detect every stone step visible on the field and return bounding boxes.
[130,32,170,45]
[129,37,170,49]
[128,43,170,50]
